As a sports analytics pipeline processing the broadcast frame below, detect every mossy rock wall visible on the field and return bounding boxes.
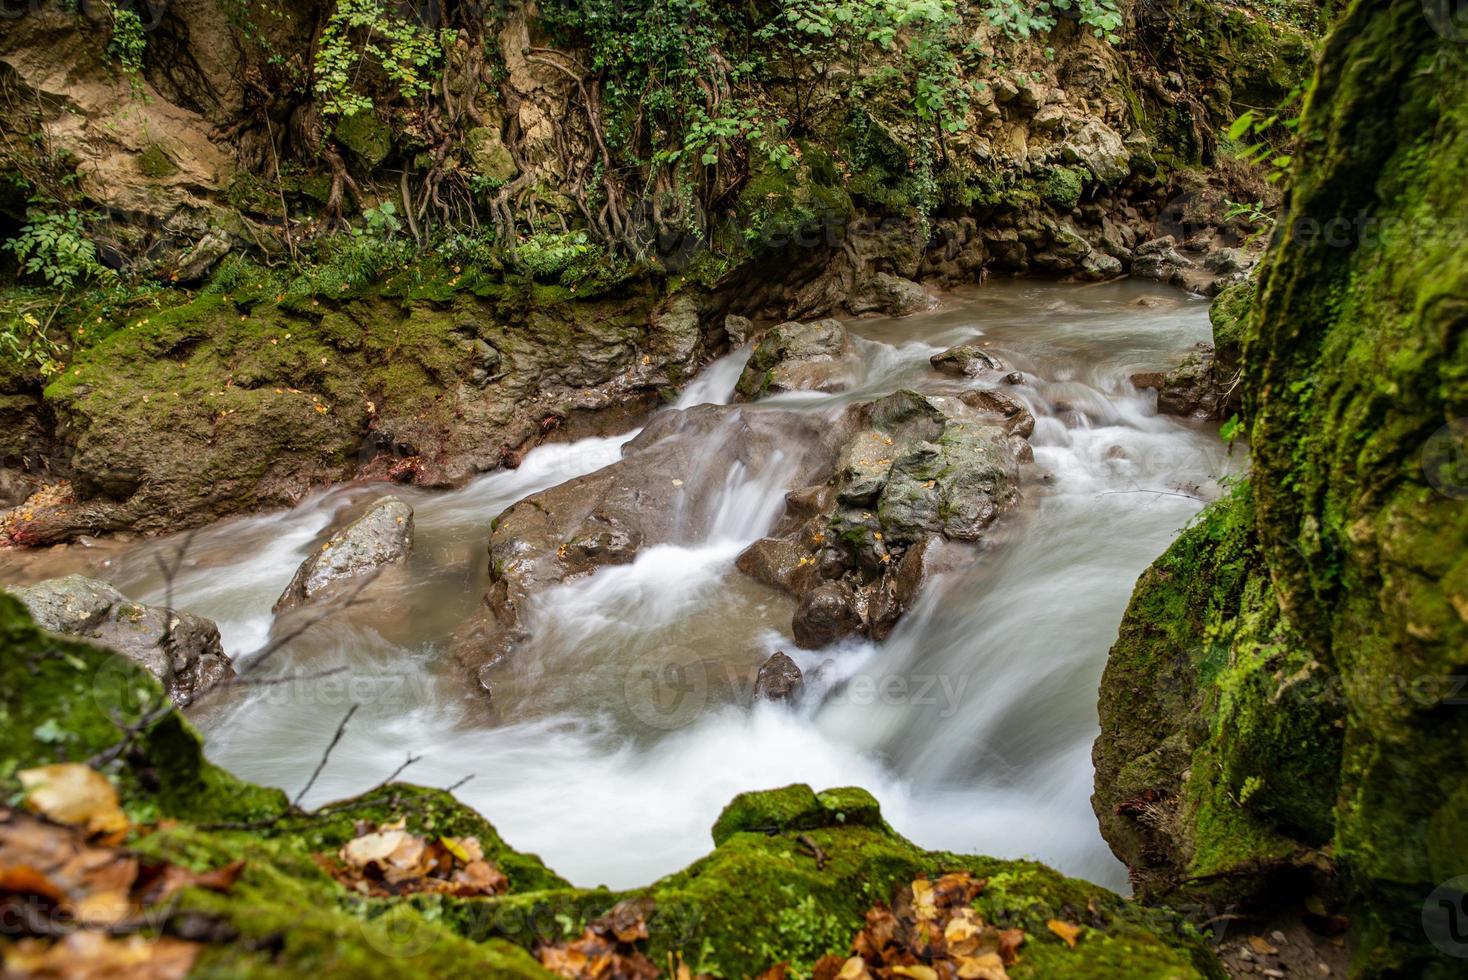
[1095,1,1468,974]
[9,268,710,541]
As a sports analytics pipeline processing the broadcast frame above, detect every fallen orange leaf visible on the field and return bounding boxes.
[18,764,129,836]
[1046,918,1082,949]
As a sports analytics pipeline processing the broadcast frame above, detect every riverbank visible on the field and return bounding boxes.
[0,0,1312,545]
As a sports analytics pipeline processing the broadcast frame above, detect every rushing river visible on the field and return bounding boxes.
[0,280,1240,891]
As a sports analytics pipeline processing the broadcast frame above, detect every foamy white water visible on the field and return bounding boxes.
[0,280,1240,892]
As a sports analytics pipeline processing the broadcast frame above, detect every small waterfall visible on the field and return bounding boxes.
[674,346,750,409]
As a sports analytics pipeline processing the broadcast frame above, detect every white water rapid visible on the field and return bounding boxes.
[0,280,1241,892]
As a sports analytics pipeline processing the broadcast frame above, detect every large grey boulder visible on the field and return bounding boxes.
[792,582,864,649]
[274,496,414,612]
[1059,119,1132,187]
[735,319,851,400]
[849,273,934,317]
[1131,236,1194,287]
[9,574,233,706]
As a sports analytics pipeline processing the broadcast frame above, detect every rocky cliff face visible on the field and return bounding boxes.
[1094,1,1468,973]
[0,0,1316,541]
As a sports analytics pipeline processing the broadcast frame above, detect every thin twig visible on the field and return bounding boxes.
[293,704,359,808]
[380,752,422,787]
[443,774,475,794]
[1098,488,1205,501]
[243,570,380,675]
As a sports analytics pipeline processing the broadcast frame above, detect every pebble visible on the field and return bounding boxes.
[1262,970,1285,979]
[1271,929,1288,944]
[1317,965,1331,976]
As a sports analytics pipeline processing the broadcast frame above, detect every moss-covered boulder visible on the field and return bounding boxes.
[1096,1,1468,974]
[1094,483,1341,904]
[451,782,1225,979]
[10,267,712,544]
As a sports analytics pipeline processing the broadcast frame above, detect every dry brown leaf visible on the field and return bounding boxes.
[341,829,406,866]
[324,822,506,898]
[794,873,1022,980]
[910,878,937,920]
[72,888,134,927]
[944,909,981,948]
[383,834,428,882]
[890,966,938,980]
[141,857,246,907]
[1247,935,1278,955]
[1046,918,1082,949]
[18,765,129,836]
[0,865,69,904]
[535,903,661,980]
[2,932,200,979]
[452,859,509,896]
[996,928,1024,963]
[954,951,1009,980]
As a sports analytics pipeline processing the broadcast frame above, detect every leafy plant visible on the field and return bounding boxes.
[1222,84,1306,182]
[105,2,148,77]
[510,231,605,284]
[1223,199,1277,246]
[4,205,111,291]
[313,0,453,117]
[757,0,972,133]
[1224,110,1297,180]
[982,0,1123,44]
[354,201,402,240]
[0,308,68,377]
[285,234,415,298]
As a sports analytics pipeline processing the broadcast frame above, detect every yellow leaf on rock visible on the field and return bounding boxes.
[1046,918,1082,949]
[18,764,129,835]
[892,966,938,980]
[944,909,980,946]
[440,835,471,863]
[911,878,936,917]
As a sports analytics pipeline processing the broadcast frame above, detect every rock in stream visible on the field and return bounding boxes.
[739,389,1027,649]
[274,496,414,613]
[457,403,858,687]
[8,574,233,706]
[735,318,852,400]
